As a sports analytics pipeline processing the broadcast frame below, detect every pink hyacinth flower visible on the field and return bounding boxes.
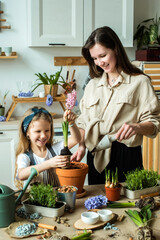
[65,89,77,110]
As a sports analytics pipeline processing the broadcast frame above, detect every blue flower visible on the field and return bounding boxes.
[18,91,34,97]
[46,94,53,106]
[0,116,6,122]
[84,195,108,210]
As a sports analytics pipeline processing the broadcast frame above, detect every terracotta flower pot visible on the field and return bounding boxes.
[56,162,88,194]
[105,184,122,201]
[44,84,58,97]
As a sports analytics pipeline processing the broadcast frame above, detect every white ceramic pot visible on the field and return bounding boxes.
[81,212,99,225]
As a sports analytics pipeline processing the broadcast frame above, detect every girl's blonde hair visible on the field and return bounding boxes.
[14,106,54,188]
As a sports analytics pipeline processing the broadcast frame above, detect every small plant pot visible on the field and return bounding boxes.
[0,107,5,116]
[57,186,78,211]
[44,84,58,97]
[105,184,122,201]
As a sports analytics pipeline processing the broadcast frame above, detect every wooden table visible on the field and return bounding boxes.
[5,94,66,121]
[0,185,160,240]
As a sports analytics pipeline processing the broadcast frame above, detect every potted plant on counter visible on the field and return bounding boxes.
[56,90,88,195]
[123,168,160,199]
[134,16,160,61]
[104,168,122,201]
[22,183,65,218]
[134,16,160,49]
[32,66,66,98]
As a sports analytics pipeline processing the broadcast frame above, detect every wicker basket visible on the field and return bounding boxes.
[44,84,58,97]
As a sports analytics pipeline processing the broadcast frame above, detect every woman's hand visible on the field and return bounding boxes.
[116,122,155,141]
[71,144,86,162]
[63,109,76,125]
[49,155,69,168]
[116,123,139,141]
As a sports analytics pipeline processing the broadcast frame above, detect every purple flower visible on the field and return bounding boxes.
[0,116,6,122]
[84,195,108,210]
[46,94,53,106]
[65,89,77,110]
[18,91,34,97]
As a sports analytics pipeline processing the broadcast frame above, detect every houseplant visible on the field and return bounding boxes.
[32,66,66,97]
[104,168,122,201]
[22,183,65,217]
[134,16,160,49]
[123,168,160,199]
[125,204,155,239]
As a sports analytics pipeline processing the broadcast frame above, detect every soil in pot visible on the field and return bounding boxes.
[56,162,88,194]
[60,147,72,169]
[105,184,122,201]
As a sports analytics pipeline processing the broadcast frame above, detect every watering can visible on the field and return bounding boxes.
[92,135,117,152]
[0,167,38,228]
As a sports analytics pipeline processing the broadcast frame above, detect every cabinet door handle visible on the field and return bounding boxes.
[49,43,66,46]
[0,132,3,134]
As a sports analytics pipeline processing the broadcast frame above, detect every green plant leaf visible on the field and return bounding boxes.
[125,209,144,226]
[62,121,69,147]
[29,183,57,208]
[33,67,63,92]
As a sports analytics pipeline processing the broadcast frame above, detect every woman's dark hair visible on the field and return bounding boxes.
[82,26,144,78]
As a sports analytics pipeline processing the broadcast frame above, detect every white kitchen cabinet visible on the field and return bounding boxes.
[28,0,133,47]
[28,0,84,47]
[0,129,19,189]
[84,0,134,47]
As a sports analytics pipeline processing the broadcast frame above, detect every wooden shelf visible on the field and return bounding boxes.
[54,56,88,66]
[0,25,11,29]
[0,52,18,59]
[0,7,11,29]
[5,94,66,121]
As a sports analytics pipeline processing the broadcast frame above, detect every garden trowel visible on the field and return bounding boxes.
[92,135,117,152]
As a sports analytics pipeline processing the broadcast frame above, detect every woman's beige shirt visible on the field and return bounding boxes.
[77,71,160,173]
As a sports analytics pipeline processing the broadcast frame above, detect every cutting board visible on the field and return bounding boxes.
[74,213,118,230]
[5,221,48,238]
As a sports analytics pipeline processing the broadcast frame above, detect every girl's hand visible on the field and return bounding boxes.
[63,109,76,125]
[49,155,69,168]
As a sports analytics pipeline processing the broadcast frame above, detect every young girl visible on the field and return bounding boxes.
[15,106,81,188]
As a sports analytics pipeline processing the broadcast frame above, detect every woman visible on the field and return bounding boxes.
[71,26,160,184]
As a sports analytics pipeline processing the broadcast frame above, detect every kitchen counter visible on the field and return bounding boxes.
[0,184,160,240]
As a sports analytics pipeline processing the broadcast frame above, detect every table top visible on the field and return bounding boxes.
[0,184,160,240]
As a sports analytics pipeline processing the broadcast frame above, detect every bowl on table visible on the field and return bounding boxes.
[81,211,99,225]
[98,209,112,222]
